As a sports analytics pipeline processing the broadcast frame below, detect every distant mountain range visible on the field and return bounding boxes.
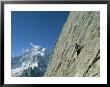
[11,43,50,77]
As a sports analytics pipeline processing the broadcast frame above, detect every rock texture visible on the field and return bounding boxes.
[45,11,100,77]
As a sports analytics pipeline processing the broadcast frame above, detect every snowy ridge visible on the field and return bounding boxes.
[11,43,50,77]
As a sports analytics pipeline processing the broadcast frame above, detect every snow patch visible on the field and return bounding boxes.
[11,43,50,77]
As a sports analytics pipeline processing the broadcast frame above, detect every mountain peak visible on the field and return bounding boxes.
[11,43,50,77]
[30,43,41,49]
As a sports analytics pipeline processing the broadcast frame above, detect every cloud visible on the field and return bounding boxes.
[30,42,34,47]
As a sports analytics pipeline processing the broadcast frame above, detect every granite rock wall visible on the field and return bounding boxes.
[45,11,100,77]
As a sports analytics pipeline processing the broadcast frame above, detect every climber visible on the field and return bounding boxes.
[75,43,80,50]
[75,43,80,55]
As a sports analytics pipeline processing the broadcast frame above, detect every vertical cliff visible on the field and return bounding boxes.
[45,11,100,77]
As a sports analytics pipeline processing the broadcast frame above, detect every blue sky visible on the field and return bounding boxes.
[11,11,69,55]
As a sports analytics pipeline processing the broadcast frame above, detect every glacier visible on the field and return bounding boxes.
[11,43,50,77]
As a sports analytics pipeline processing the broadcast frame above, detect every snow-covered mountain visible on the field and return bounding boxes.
[11,43,50,77]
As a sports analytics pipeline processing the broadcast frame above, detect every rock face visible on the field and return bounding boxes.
[45,11,100,77]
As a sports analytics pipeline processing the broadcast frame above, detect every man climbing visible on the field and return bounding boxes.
[75,43,80,55]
